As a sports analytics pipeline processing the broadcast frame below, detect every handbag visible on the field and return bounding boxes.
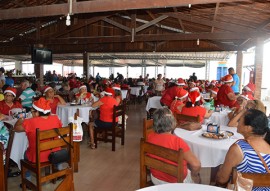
[48,128,73,164]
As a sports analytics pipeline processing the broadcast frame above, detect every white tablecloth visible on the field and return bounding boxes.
[146,96,162,112]
[206,111,230,126]
[56,103,95,126]
[130,87,142,96]
[121,90,128,99]
[3,118,28,170]
[10,132,28,170]
[136,183,230,191]
[174,125,243,167]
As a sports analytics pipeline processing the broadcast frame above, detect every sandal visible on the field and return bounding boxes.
[89,143,96,149]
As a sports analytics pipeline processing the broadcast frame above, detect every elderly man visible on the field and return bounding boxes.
[216,74,236,108]
[19,80,36,112]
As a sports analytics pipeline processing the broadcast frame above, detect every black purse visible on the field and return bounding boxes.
[48,128,73,165]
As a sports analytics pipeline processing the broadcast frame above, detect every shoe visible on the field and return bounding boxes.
[8,171,21,177]
[89,143,96,149]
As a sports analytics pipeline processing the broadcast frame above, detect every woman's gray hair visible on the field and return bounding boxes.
[153,108,176,133]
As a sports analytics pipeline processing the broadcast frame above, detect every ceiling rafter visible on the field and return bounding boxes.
[173,7,185,33]
[135,15,168,33]
[102,18,131,33]
[0,0,252,20]
[211,2,220,33]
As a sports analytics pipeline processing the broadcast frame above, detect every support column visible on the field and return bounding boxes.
[205,60,210,80]
[126,66,129,78]
[62,64,64,77]
[254,38,264,100]
[93,66,95,77]
[164,65,166,78]
[144,65,147,78]
[83,52,89,80]
[236,51,243,91]
[34,64,44,85]
[15,61,23,73]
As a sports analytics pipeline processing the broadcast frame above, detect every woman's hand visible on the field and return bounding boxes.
[191,172,201,184]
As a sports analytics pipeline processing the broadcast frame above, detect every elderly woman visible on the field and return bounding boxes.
[43,86,66,114]
[147,108,201,184]
[227,99,265,127]
[0,87,22,115]
[112,84,122,104]
[88,90,118,149]
[216,109,270,190]
[75,85,93,104]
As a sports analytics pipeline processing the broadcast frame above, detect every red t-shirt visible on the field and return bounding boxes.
[23,115,62,163]
[147,133,190,182]
[181,106,206,123]
[99,96,118,122]
[48,97,60,114]
[160,86,181,107]
[170,100,184,114]
[216,84,236,108]
[0,101,22,115]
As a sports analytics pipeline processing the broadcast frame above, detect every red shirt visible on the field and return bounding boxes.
[147,133,190,182]
[0,101,22,115]
[23,115,62,163]
[181,106,206,123]
[48,97,60,114]
[99,96,118,122]
[160,86,181,107]
[216,84,236,108]
[170,100,184,114]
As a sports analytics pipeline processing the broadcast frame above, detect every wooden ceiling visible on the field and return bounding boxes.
[0,0,270,61]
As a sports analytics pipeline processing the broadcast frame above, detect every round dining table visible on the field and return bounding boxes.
[207,111,230,126]
[174,125,243,168]
[145,96,162,112]
[56,103,96,126]
[136,183,230,191]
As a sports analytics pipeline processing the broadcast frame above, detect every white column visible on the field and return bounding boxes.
[126,66,129,78]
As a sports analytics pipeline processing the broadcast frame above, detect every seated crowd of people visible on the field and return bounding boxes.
[0,67,269,190]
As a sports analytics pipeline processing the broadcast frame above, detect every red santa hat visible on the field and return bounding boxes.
[189,81,196,86]
[4,87,17,97]
[79,85,87,90]
[32,97,51,114]
[43,85,53,93]
[175,89,188,100]
[104,87,114,96]
[222,74,233,83]
[211,87,219,95]
[188,91,201,107]
[176,78,185,86]
[240,92,254,100]
[211,80,217,86]
[112,84,121,91]
[189,87,200,92]
[244,83,255,93]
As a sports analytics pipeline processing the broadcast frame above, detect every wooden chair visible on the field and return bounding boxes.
[232,168,270,187]
[73,109,80,173]
[94,101,126,151]
[143,118,154,140]
[125,89,131,110]
[3,122,15,191]
[140,138,184,188]
[20,124,74,191]
[174,113,200,123]
[0,143,5,191]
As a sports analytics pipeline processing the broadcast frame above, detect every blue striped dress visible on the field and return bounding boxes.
[236,140,270,191]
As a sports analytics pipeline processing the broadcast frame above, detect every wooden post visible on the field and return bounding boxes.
[73,109,80,173]
[254,38,264,100]
[236,51,243,91]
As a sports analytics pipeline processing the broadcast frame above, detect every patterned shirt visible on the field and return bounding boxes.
[236,140,270,191]
[19,87,36,108]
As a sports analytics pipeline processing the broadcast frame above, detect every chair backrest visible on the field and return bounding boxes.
[0,143,5,191]
[143,118,154,140]
[3,122,14,191]
[36,124,73,169]
[232,168,270,187]
[140,138,184,188]
[174,113,200,123]
[113,101,126,128]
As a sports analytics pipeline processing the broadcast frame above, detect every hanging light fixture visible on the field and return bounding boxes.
[66,14,71,26]
[188,4,191,8]
[197,39,200,46]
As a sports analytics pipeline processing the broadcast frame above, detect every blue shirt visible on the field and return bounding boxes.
[231,74,239,93]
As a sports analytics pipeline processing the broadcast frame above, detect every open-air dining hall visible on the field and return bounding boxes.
[1,0,270,191]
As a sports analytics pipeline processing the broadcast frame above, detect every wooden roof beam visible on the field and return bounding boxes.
[135,15,168,33]
[211,3,220,33]
[164,12,258,33]
[173,7,185,33]
[102,18,131,33]
[0,0,252,21]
